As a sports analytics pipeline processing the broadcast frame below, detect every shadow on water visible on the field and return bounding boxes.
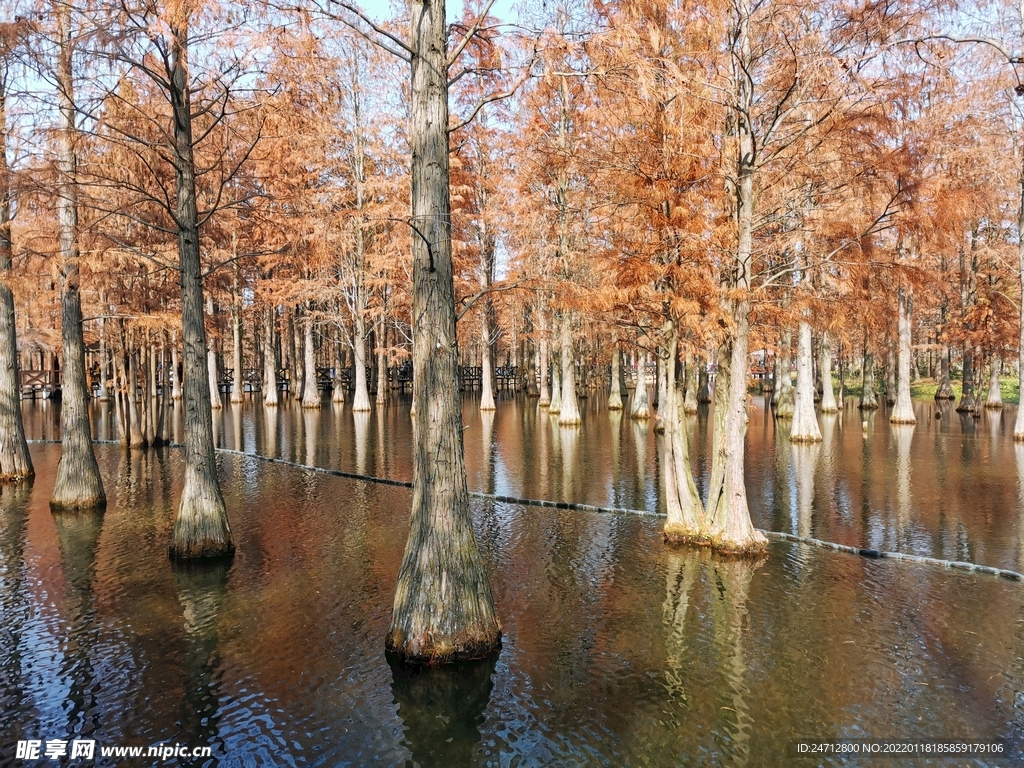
[390,655,497,767]
[53,506,105,739]
[172,559,231,766]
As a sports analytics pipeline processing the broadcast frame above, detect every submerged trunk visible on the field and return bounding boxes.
[480,312,495,411]
[891,287,916,424]
[607,337,623,410]
[230,270,244,404]
[301,312,320,408]
[654,349,668,434]
[548,345,562,414]
[0,73,32,482]
[860,350,879,410]
[789,319,821,442]
[386,0,500,665]
[167,19,233,559]
[538,309,550,406]
[661,324,705,543]
[819,331,838,414]
[884,343,896,406]
[935,346,954,400]
[987,357,1004,409]
[352,312,371,412]
[630,352,650,420]
[558,313,581,426]
[774,328,794,418]
[51,4,104,509]
[957,348,976,413]
[263,307,279,406]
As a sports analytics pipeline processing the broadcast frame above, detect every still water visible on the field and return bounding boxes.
[4,392,1024,765]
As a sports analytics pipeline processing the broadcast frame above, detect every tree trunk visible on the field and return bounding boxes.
[479,312,495,411]
[774,328,794,418]
[537,308,550,406]
[987,356,1004,409]
[790,319,821,441]
[661,324,705,543]
[819,331,838,414]
[630,352,651,420]
[608,336,623,410]
[548,344,562,414]
[696,362,711,404]
[127,343,145,448]
[884,342,896,406]
[301,311,320,408]
[290,310,304,401]
[654,348,668,434]
[352,311,371,412]
[207,345,221,411]
[0,71,32,482]
[558,313,581,426]
[935,346,954,400]
[167,18,233,559]
[263,306,279,406]
[171,339,182,400]
[376,334,388,405]
[891,287,916,424]
[859,350,879,410]
[230,279,244,404]
[332,330,346,404]
[957,347,976,413]
[51,3,104,509]
[386,0,500,665]
[683,356,699,414]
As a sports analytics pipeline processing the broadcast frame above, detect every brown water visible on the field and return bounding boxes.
[4,393,1023,765]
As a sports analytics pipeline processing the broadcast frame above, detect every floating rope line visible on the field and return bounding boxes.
[26,440,1024,582]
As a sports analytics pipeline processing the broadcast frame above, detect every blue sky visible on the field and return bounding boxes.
[358,0,520,24]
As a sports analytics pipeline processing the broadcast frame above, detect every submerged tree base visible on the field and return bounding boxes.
[385,629,502,668]
[662,524,711,547]
[168,540,235,560]
[709,529,769,557]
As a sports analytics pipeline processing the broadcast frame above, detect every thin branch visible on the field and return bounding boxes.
[447,0,498,68]
[456,279,525,321]
[325,1,413,61]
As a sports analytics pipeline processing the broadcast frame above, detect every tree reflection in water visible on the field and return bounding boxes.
[391,656,497,767]
[173,559,231,765]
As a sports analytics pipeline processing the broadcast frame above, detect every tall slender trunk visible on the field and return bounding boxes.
[230,268,244,404]
[683,355,698,414]
[291,309,304,401]
[332,327,346,404]
[608,335,623,410]
[386,0,500,665]
[819,331,838,414]
[263,306,279,406]
[705,1,767,553]
[0,68,32,482]
[352,311,370,412]
[957,347,976,413]
[891,287,916,423]
[661,323,705,543]
[987,356,1004,409]
[558,313,580,426]
[376,332,388,406]
[166,18,233,559]
[774,328,794,418]
[790,319,821,442]
[884,342,896,406]
[537,307,550,406]
[51,3,104,509]
[479,312,495,410]
[1016,159,1024,437]
[654,348,668,433]
[548,343,562,414]
[860,348,879,410]
[631,351,651,420]
[301,310,320,408]
[170,337,182,400]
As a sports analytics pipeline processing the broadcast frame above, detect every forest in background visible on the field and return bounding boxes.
[2,0,1024,659]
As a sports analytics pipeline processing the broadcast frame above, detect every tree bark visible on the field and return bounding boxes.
[479,312,495,410]
[630,352,651,420]
[819,331,838,414]
[987,356,1004,409]
[167,18,233,559]
[790,319,821,441]
[661,324,705,543]
[884,342,896,406]
[537,307,550,406]
[891,287,916,424]
[683,356,698,414]
[301,310,320,408]
[607,335,623,410]
[957,347,976,413]
[386,0,500,665]
[0,68,32,482]
[859,350,879,410]
[230,270,244,404]
[51,3,104,509]
[548,344,562,414]
[351,310,371,412]
[654,347,668,434]
[263,306,279,406]
[774,328,794,418]
[558,313,581,426]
